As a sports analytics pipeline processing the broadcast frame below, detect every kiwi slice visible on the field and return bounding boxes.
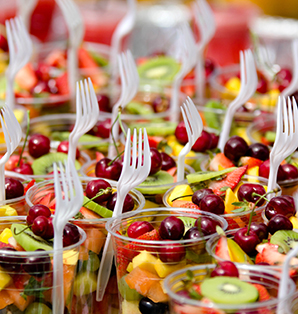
[125,102,154,115]
[89,51,109,67]
[200,276,259,305]
[203,100,226,131]
[138,56,180,84]
[136,171,174,195]
[270,230,298,254]
[83,195,113,218]
[187,168,237,184]
[11,224,53,251]
[128,121,177,137]
[265,131,276,143]
[32,152,81,175]
[178,217,196,234]
[118,275,142,301]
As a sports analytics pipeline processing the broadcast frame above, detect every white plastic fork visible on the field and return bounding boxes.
[17,0,38,31]
[109,0,136,86]
[108,50,139,158]
[177,97,203,182]
[56,0,84,99]
[5,17,33,110]
[52,160,84,314]
[0,105,22,201]
[267,96,298,196]
[281,39,298,98]
[68,77,99,167]
[97,127,151,301]
[217,49,258,151]
[170,22,197,122]
[192,0,216,100]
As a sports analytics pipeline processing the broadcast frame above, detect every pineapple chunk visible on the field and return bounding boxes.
[168,185,193,205]
[290,216,298,229]
[0,271,12,291]
[1,205,17,217]
[126,262,133,273]
[0,228,13,244]
[132,251,158,274]
[154,259,186,278]
[224,188,238,214]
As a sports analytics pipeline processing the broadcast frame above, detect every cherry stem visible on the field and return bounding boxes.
[82,187,112,207]
[171,195,193,202]
[17,110,30,167]
[246,188,280,235]
[13,225,31,236]
[110,109,121,157]
[108,150,124,166]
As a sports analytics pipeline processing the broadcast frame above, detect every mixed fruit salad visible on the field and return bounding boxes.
[105,208,228,314]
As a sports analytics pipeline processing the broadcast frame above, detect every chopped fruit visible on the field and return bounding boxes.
[55,72,69,95]
[147,281,168,303]
[239,156,263,169]
[15,64,38,91]
[224,188,238,214]
[168,185,193,205]
[215,236,230,261]
[252,284,271,301]
[0,290,13,310]
[122,300,141,314]
[172,200,200,209]
[154,258,186,278]
[0,228,13,244]
[247,166,259,182]
[209,153,234,171]
[209,166,248,195]
[148,136,163,148]
[132,251,158,274]
[227,238,253,264]
[0,271,12,291]
[0,205,17,216]
[290,216,298,229]
[255,253,264,264]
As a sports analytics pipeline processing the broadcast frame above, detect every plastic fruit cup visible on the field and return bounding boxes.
[23,113,110,159]
[209,64,279,112]
[80,159,195,205]
[25,177,145,314]
[163,175,281,230]
[163,263,295,314]
[206,228,298,287]
[105,207,228,313]
[0,216,86,313]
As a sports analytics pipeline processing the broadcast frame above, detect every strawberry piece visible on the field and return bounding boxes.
[209,153,234,171]
[255,253,265,264]
[148,136,164,149]
[209,166,248,195]
[15,64,38,91]
[45,49,66,68]
[78,48,98,69]
[55,72,69,95]
[253,284,271,301]
[215,236,230,261]
[179,202,200,209]
[260,243,298,266]
[0,242,13,249]
[239,156,263,169]
[23,179,35,194]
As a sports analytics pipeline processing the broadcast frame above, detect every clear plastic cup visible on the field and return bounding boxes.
[25,177,145,314]
[106,207,228,313]
[163,263,295,314]
[0,216,86,313]
[163,175,281,230]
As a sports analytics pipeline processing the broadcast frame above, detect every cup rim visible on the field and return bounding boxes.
[105,207,228,245]
[163,263,295,310]
[0,216,86,256]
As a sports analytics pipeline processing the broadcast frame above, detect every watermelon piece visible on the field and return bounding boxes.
[209,166,248,195]
[209,153,234,171]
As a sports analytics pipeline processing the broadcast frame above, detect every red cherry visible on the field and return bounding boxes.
[200,194,225,215]
[265,196,295,220]
[160,152,176,171]
[209,133,219,150]
[63,223,80,247]
[158,241,186,263]
[106,192,134,213]
[95,158,122,181]
[211,261,239,278]
[259,160,286,181]
[97,94,111,112]
[249,223,268,241]
[90,119,111,139]
[205,58,215,77]
[233,227,260,255]
[192,130,212,152]
[85,179,112,203]
[31,216,50,238]
[224,136,248,162]
[175,122,188,145]
[256,77,268,94]
[149,148,162,175]
[281,164,298,180]
[5,155,22,171]
[57,141,80,159]
[159,216,185,240]
[268,214,293,235]
[0,34,8,52]
[5,178,24,200]
[28,134,51,158]
[127,221,154,239]
[152,96,170,113]
[13,163,34,175]
[27,204,51,225]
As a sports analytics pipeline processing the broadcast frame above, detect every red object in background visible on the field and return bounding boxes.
[30,0,56,42]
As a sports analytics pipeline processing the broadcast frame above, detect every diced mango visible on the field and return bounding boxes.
[168,185,193,206]
[227,238,253,264]
[1,205,17,217]
[0,228,13,244]
[225,77,241,93]
[154,259,186,278]
[132,251,158,275]
[259,89,279,108]
[247,166,259,179]
[127,262,133,273]
[224,188,238,214]
[290,216,298,229]
[63,249,79,265]
[0,271,12,291]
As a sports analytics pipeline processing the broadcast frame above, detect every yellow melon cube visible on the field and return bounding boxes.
[0,271,12,291]
[0,228,13,244]
[154,259,186,278]
[132,251,158,274]
[168,185,193,205]
[2,205,17,216]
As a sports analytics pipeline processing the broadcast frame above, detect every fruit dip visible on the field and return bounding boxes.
[105,207,228,314]
[202,135,298,196]
[0,216,86,313]
[163,263,295,314]
[163,166,281,230]
[25,177,145,314]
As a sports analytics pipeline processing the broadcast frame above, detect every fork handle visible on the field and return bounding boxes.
[195,50,205,101]
[0,165,5,202]
[67,47,78,100]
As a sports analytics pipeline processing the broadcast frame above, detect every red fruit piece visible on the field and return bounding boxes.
[215,236,230,261]
[23,179,36,194]
[179,201,200,209]
[239,156,263,169]
[209,153,234,171]
[209,166,248,195]
[55,72,69,95]
[148,136,164,149]
[252,284,271,301]
[0,242,13,249]
[255,253,264,264]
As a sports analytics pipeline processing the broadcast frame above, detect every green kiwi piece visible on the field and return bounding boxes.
[186,168,237,184]
[31,152,81,175]
[138,56,180,84]
[118,275,142,301]
[203,100,226,131]
[136,171,174,195]
[11,224,53,251]
[270,230,298,254]
[178,217,196,234]
[265,131,276,143]
[89,51,109,67]
[200,276,259,304]
[125,102,154,115]
[83,195,113,218]
[128,121,177,137]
